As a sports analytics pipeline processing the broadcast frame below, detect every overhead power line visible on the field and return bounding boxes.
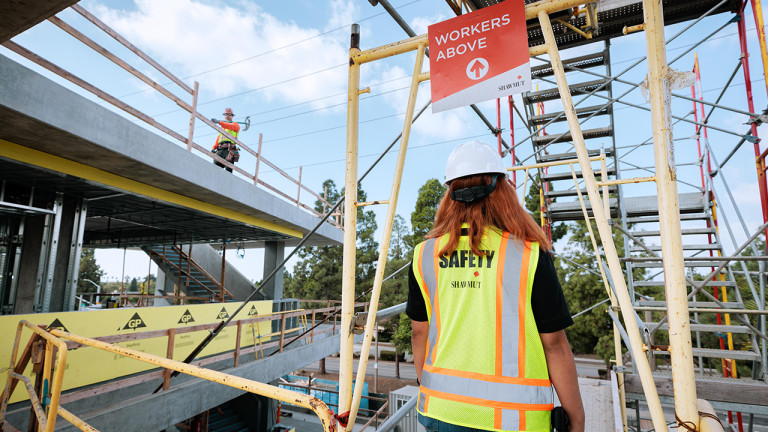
[119,0,423,98]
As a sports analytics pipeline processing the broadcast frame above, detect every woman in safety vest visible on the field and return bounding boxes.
[407,141,585,432]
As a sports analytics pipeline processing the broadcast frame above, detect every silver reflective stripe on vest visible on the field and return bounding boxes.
[501,408,520,431]
[421,238,438,367]
[501,236,524,378]
[421,369,552,405]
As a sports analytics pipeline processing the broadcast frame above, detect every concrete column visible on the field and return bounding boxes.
[262,241,284,300]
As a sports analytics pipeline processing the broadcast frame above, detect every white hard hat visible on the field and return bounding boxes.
[444,141,507,184]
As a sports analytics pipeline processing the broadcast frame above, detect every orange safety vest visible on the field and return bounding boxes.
[213,121,240,150]
[412,228,553,431]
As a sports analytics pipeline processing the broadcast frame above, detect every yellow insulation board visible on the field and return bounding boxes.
[0,301,272,404]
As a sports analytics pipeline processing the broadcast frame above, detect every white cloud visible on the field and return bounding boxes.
[372,63,472,140]
[91,0,354,110]
[410,13,449,35]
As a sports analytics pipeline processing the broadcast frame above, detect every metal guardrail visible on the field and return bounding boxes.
[0,303,358,432]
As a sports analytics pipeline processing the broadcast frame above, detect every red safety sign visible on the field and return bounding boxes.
[428,1,530,113]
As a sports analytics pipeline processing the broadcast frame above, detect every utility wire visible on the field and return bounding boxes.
[270,261,412,355]
[119,0,423,98]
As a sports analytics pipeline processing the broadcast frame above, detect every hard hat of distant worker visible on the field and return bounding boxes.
[444,140,507,184]
[223,108,235,116]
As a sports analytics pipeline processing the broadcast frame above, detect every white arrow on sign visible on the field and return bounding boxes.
[466,58,489,80]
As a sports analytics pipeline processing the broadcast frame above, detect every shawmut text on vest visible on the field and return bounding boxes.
[433,14,511,62]
[439,250,496,268]
[450,280,482,289]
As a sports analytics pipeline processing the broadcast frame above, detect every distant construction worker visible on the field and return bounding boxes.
[211,108,240,173]
[407,141,585,432]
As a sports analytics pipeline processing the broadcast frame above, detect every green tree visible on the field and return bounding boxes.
[129,277,138,292]
[523,174,567,242]
[408,179,446,247]
[389,215,410,261]
[557,221,646,364]
[284,180,379,301]
[379,215,412,309]
[391,313,413,355]
[78,248,104,293]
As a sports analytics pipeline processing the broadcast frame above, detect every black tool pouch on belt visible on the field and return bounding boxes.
[229,146,240,163]
[551,406,569,431]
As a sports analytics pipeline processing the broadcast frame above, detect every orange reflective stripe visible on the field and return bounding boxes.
[423,364,550,386]
[431,247,441,365]
[520,411,527,430]
[518,242,532,376]
[420,387,554,411]
[494,408,502,430]
[416,244,429,305]
[495,233,509,376]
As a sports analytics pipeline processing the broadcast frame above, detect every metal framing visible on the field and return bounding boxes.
[64,199,87,312]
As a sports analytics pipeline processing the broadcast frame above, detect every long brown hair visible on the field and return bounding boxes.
[426,174,551,256]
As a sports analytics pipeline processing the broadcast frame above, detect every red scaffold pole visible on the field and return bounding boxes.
[738,5,768,252]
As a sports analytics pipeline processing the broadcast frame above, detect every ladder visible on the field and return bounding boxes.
[521,41,620,224]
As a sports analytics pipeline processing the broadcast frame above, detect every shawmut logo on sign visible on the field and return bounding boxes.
[428,1,530,113]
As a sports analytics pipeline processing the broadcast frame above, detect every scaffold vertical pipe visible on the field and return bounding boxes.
[750,0,768,98]
[340,23,361,418]
[346,43,427,431]
[643,0,700,426]
[496,98,502,156]
[738,8,768,247]
[537,9,669,432]
[508,96,516,186]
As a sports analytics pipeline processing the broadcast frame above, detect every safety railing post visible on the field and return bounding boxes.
[254,133,263,187]
[279,313,287,353]
[297,166,303,207]
[311,310,316,342]
[340,23,362,418]
[164,328,175,391]
[234,320,242,368]
[642,0,699,426]
[187,81,199,152]
[220,243,226,303]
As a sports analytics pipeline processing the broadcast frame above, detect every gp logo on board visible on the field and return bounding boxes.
[48,318,69,333]
[217,307,230,320]
[178,309,195,324]
[122,312,147,331]
[428,0,530,112]
[247,305,259,316]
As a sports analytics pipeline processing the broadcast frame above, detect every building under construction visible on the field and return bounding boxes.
[0,0,767,431]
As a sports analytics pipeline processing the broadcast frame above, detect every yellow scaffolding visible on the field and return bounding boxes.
[339,0,728,431]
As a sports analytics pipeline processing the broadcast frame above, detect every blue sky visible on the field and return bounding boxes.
[3,0,768,283]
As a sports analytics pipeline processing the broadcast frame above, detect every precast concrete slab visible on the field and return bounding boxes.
[0,54,343,248]
[0,0,79,43]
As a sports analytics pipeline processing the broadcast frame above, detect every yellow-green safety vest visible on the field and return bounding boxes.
[412,227,553,432]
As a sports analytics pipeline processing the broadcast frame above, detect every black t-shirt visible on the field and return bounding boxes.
[405,248,573,333]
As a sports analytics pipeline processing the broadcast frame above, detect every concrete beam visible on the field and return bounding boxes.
[0,1,78,43]
[0,54,342,247]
